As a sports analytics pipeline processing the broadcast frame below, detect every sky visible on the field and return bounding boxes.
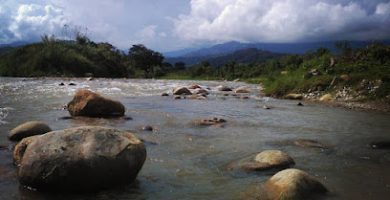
[0,0,389,51]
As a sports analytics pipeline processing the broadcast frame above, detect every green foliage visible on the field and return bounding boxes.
[166,42,390,100]
[128,44,165,78]
[0,38,129,77]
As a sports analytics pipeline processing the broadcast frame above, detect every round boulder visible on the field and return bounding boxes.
[173,87,192,95]
[67,89,125,117]
[8,121,51,141]
[13,126,146,192]
[241,150,295,171]
[263,168,328,199]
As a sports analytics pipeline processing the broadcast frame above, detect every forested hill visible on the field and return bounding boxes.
[0,36,171,78]
[165,48,283,67]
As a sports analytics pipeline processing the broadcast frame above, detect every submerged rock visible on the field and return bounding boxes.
[263,105,272,110]
[294,139,327,149]
[8,121,51,141]
[263,169,328,200]
[241,150,295,171]
[173,87,192,95]
[285,93,303,100]
[67,89,125,117]
[193,117,227,126]
[142,125,154,131]
[13,126,146,192]
[369,141,390,149]
[185,94,207,100]
[194,88,209,95]
[297,102,304,106]
[217,85,233,92]
[161,93,169,96]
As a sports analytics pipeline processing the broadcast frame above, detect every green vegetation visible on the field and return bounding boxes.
[1,32,388,101]
[167,43,390,100]
[0,34,167,78]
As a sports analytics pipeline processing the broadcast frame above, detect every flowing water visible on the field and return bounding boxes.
[0,78,389,200]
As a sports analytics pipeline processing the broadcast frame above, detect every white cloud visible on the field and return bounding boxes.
[0,1,68,43]
[136,25,158,39]
[174,0,390,43]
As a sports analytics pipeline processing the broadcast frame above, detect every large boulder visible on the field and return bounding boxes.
[13,126,146,192]
[263,169,328,199]
[67,89,125,117]
[241,150,295,171]
[173,87,192,95]
[8,121,51,141]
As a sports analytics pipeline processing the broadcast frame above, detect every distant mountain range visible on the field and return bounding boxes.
[166,48,283,67]
[164,40,389,66]
[0,41,31,55]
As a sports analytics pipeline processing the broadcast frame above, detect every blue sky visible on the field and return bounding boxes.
[0,0,389,51]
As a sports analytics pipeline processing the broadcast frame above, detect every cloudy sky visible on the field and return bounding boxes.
[0,0,389,51]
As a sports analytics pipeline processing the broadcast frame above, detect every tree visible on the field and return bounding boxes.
[128,44,164,78]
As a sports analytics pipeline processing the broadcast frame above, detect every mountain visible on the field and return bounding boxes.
[165,48,282,67]
[180,41,389,57]
[163,47,199,57]
[0,41,32,55]
[165,40,390,66]
[0,41,31,48]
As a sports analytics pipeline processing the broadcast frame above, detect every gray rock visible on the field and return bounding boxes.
[9,121,51,141]
[13,126,146,192]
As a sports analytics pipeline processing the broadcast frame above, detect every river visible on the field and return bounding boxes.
[0,78,389,200]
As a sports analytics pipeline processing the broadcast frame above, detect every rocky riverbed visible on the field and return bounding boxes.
[0,78,390,200]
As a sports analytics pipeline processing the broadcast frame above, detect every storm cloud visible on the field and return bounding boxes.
[173,0,390,43]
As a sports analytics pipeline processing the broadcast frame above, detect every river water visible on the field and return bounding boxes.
[0,78,389,200]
